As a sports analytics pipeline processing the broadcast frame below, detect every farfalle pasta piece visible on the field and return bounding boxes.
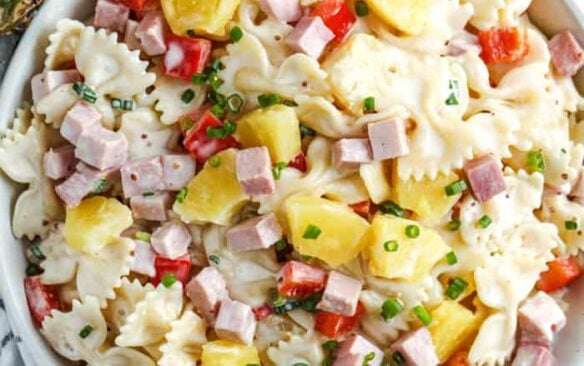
[152,74,206,125]
[12,104,33,134]
[158,309,208,366]
[105,277,156,333]
[116,282,184,347]
[44,19,85,70]
[468,312,516,366]
[40,224,78,285]
[294,96,361,139]
[540,194,584,255]
[468,0,531,30]
[97,347,156,366]
[34,83,79,127]
[359,290,410,346]
[75,26,156,98]
[118,108,176,161]
[267,332,325,366]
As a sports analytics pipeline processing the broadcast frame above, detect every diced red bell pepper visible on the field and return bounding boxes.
[349,200,377,219]
[277,260,327,299]
[24,277,63,326]
[152,254,192,286]
[477,27,530,65]
[163,35,212,81]
[446,350,470,366]
[536,256,583,293]
[311,0,356,44]
[252,303,274,321]
[182,110,240,164]
[288,152,307,173]
[134,0,161,18]
[315,301,364,338]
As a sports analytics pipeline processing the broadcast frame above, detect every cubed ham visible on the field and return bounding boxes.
[131,240,156,277]
[286,16,335,59]
[151,221,192,259]
[317,271,362,316]
[333,138,373,171]
[120,157,165,198]
[389,328,440,366]
[214,299,257,345]
[161,154,196,191]
[334,334,384,366]
[135,11,168,56]
[236,147,275,196]
[186,267,229,324]
[55,167,104,207]
[367,118,409,161]
[130,192,172,221]
[31,70,81,105]
[43,145,76,180]
[226,213,283,252]
[464,154,506,202]
[75,127,128,171]
[277,260,327,298]
[94,0,130,34]
[512,345,557,366]
[124,20,141,50]
[260,0,302,23]
[60,102,102,145]
[548,30,584,77]
[518,292,566,345]
[447,31,481,56]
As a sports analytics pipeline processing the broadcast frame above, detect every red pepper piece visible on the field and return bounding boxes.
[477,27,530,65]
[182,110,240,164]
[315,301,365,338]
[311,0,356,44]
[151,254,192,286]
[163,35,212,81]
[277,260,327,299]
[252,303,274,321]
[24,276,63,326]
[288,152,307,173]
[537,256,582,293]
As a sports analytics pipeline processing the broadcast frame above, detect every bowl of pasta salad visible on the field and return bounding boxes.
[0,0,583,365]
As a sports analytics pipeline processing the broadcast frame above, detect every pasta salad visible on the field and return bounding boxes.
[2,0,584,365]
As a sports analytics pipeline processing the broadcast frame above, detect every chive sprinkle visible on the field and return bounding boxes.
[383,240,399,252]
[322,355,333,366]
[322,340,340,351]
[180,117,195,132]
[111,98,134,111]
[300,124,317,137]
[379,200,405,217]
[283,100,299,107]
[526,150,546,173]
[208,72,224,90]
[303,224,321,240]
[413,305,432,326]
[73,82,97,104]
[392,352,406,365]
[79,325,93,339]
[272,162,287,180]
[362,351,376,366]
[363,96,376,113]
[445,79,460,106]
[29,244,46,261]
[405,225,420,238]
[565,220,578,230]
[300,292,322,312]
[25,263,43,276]
[444,180,468,196]
[176,187,188,204]
[210,104,224,117]
[135,231,151,243]
[230,25,244,42]
[447,219,461,231]
[445,277,468,300]
[142,191,155,197]
[192,73,207,85]
[186,29,196,38]
[209,254,221,265]
[226,93,244,114]
[446,251,458,265]
[258,93,281,108]
[381,297,404,320]
[208,155,221,168]
[477,215,492,228]
[354,0,369,16]
[93,179,107,194]
[161,273,177,288]
[181,88,196,103]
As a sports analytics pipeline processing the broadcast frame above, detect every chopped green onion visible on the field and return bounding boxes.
[93,179,107,194]
[405,225,420,239]
[565,220,578,230]
[142,191,155,197]
[322,356,333,366]
[272,162,287,180]
[362,351,375,366]
[210,59,225,71]
[258,93,281,108]
[176,187,188,204]
[363,96,376,113]
[447,219,461,231]
[303,224,322,240]
[275,239,287,251]
[161,273,177,288]
[300,124,316,137]
[413,305,432,326]
[355,0,369,16]
[192,73,207,85]
[186,29,196,38]
[300,292,322,313]
[73,82,97,104]
[322,340,340,351]
[230,26,244,42]
[444,180,468,196]
[28,244,46,262]
[206,121,236,139]
[273,298,302,314]
[209,254,221,265]
[208,72,224,90]
[111,98,134,111]
[561,148,567,154]
[283,100,299,107]
[445,79,460,106]
[379,200,405,217]
[383,240,399,252]
[180,117,195,132]
[79,325,93,339]
[477,215,492,228]
[208,90,227,107]
[210,104,224,117]
[208,155,221,168]
[445,277,469,300]
[25,263,43,276]
[392,352,406,365]
[526,150,546,173]
[381,297,404,320]
[135,231,151,243]
[446,251,458,265]
[181,88,196,104]
[226,93,244,113]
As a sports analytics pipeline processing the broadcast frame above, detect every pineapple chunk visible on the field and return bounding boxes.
[392,170,462,223]
[286,196,369,267]
[366,0,430,35]
[360,161,392,204]
[64,196,133,253]
[201,340,260,366]
[428,300,485,363]
[160,0,240,37]
[237,105,301,164]
[324,174,370,204]
[173,149,248,225]
[363,215,450,281]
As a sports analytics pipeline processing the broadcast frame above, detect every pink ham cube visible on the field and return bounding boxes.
[130,192,173,221]
[55,169,102,207]
[332,138,373,171]
[334,335,384,366]
[31,70,81,105]
[317,271,362,316]
[131,240,156,277]
[75,127,128,171]
[548,30,584,77]
[60,102,102,145]
[367,118,409,161]
[286,17,335,59]
[389,328,440,366]
[120,157,165,198]
[259,0,302,23]
[464,154,506,202]
[161,154,197,191]
[151,221,192,259]
[512,345,557,366]
[215,299,257,345]
[94,0,130,34]
[518,292,566,346]
[186,267,229,324]
[236,147,275,196]
[226,213,283,252]
[135,12,168,56]
[43,145,76,180]
[124,20,141,51]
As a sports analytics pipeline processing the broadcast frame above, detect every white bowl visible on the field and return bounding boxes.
[0,0,583,364]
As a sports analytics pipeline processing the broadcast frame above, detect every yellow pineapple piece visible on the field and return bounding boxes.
[160,0,241,37]
[366,0,430,35]
[392,170,462,223]
[428,300,486,363]
[286,196,369,267]
[237,105,301,164]
[201,340,260,366]
[363,215,450,281]
[360,161,392,204]
[173,149,248,225]
[64,196,133,253]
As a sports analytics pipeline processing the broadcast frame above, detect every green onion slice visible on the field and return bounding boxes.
[363,96,376,113]
[161,273,177,288]
[79,325,94,339]
[379,200,405,217]
[181,88,196,104]
[444,180,468,196]
[355,0,369,16]
[526,150,546,173]
[322,340,340,351]
[258,93,281,108]
[230,26,244,42]
[272,162,287,180]
[300,124,316,137]
[176,187,188,204]
[447,219,461,231]
[226,93,244,114]
[392,352,406,365]
[381,297,404,320]
[135,231,151,243]
[208,155,221,168]
[445,277,469,300]
[477,215,492,228]
[73,82,97,104]
[362,351,375,366]
[383,240,399,252]
[209,254,221,265]
[405,225,420,239]
[303,224,322,240]
[413,305,432,326]
[565,220,578,230]
[446,251,458,265]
